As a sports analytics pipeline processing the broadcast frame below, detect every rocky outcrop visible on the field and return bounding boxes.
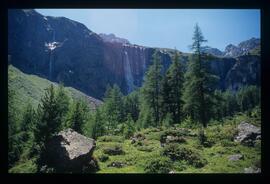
[107,161,126,168]
[224,38,260,58]
[99,33,130,44]
[202,47,224,57]
[224,55,261,91]
[244,167,261,173]
[46,129,98,173]
[131,133,146,144]
[234,122,261,146]
[202,38,260,58]
[228,154,244,161]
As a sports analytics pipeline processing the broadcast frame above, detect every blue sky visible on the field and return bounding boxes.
[36,9,260,52]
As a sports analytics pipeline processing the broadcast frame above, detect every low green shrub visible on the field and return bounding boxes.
[198,129,213,147]
[103,144,125,155]
[162,144,207,168]
[160,129,189,144]
[98,135,124,143]
[98,154,109,162]
[133,140,154,152]
[136,145,154,152]
[9,159,37,173]
[206,124,237,145]
[220,139,237,147]
[144,157,173,173]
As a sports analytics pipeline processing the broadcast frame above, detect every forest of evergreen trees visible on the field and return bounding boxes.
[8,24,261,172]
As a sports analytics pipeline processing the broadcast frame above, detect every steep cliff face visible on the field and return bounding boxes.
[8,9,111,99]
[102,42,172,94]
[224,55,261,91]
[8,9,260,99]
[8,9,173,99]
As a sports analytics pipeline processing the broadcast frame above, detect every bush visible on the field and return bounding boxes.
[144,157,173,173]
[220,139,237,147]
[9,159,37,173]
[198,129,212,147]
[162,144,207,168]
[98,154,109,162]
[98,135,124,143]
[134,140,154,152]
[205,125,237,145]
[136,146,153,152]
[103,144,125,155]
[160,129,189,144]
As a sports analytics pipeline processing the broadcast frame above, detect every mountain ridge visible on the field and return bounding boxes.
[202,38,260,58]
[8,9,260,99]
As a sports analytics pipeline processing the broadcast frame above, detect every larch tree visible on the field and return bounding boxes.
[182,24,218,127]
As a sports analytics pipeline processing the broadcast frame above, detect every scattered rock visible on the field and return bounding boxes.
[107,161,126,168]
[160,129,188,147]
[234,122,261,146]
[46,128,98,172]
[169,170,175,174]
[165,135,186,144]
[130,133,145,144]
[228,154,244,161]
[244,167,261,173]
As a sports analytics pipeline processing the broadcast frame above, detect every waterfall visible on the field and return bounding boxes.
[47,30,56,80]
[49,50,53,80]
[140,47,146,72]
[123,50,134,93]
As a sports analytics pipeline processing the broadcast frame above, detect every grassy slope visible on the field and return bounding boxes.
[93,112,261,173]
[8,65,102,114]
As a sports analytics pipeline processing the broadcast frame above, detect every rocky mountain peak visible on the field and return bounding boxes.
[204,38,260,58]
[201,46,223,57]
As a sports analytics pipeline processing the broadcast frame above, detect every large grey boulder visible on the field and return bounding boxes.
[46,128,98,173]
[234,122,261,146]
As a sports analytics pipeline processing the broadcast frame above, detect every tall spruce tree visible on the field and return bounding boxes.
[91,108,105,139]
[141,50,163,127]
[103,84,125,132]
[56,84,70,129]
[71,99,89,134]
[34,84,69,169]
[182,24,217,127]
[124,90,140,122]
[161,50,184,124]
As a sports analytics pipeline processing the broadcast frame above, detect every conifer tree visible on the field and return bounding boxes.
[124,90,140,122]
[71,99,89,134]
[91,108,105,139]
[55,84,70,129]
[34,84,67,169]
[161,50,184,124]
[103,84,125,132]
[182,24,218,127]
[141,50,163,127]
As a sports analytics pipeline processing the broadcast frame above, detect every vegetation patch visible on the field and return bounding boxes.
[144,157,173,173]
[103,144,125,155]
[162,143,207,168]
[98,135,124,143]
